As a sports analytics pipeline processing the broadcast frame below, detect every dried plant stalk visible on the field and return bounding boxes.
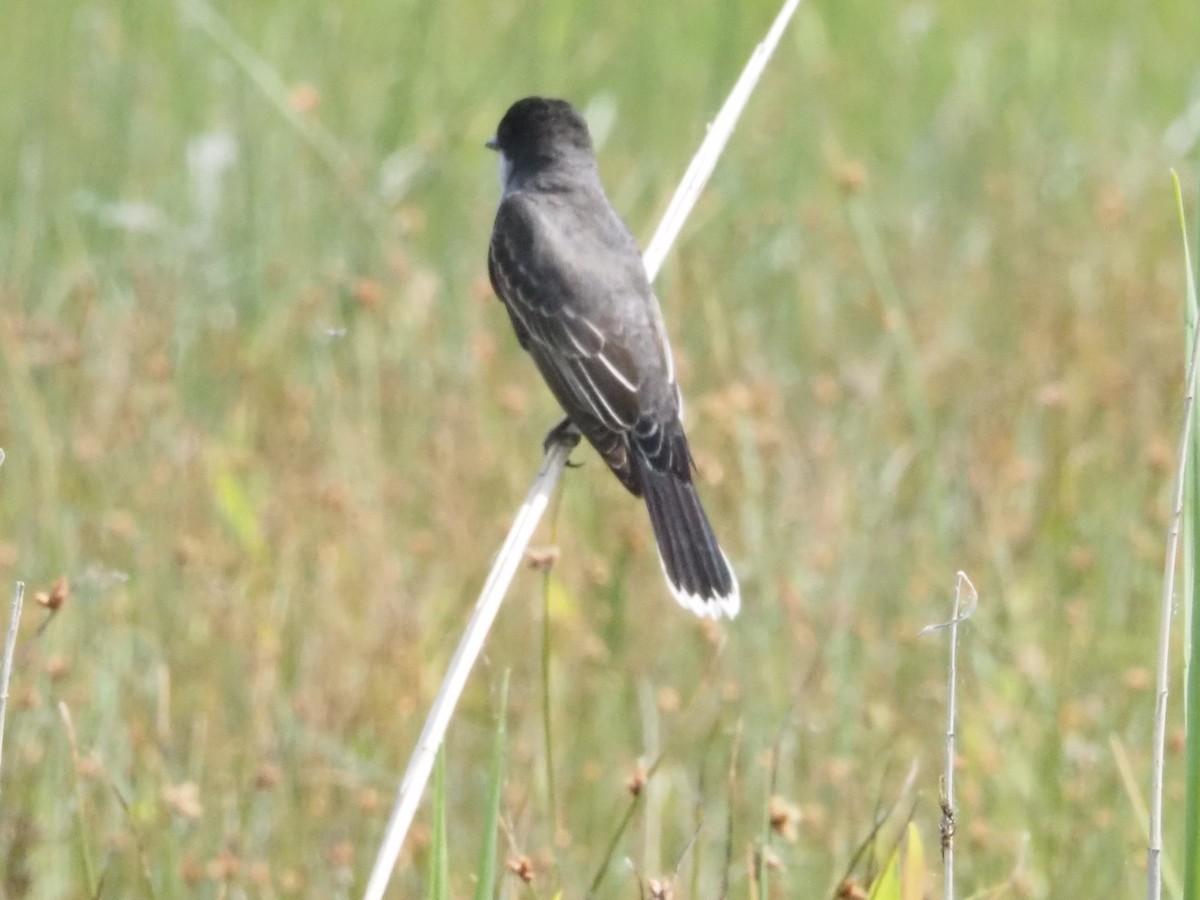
[365,1,805,895]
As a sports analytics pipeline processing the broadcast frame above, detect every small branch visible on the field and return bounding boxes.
[0,581,25,805]
[921,571,977,900]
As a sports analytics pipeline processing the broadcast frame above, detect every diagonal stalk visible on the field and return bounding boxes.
[364,1,805,895]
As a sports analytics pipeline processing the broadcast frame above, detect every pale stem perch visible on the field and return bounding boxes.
[921,571,976,900]
[364,447,571,900]
[942,574,963,900]
[641,0,803,280]
[363,0,805,895]
[0,582,26,805]
[1148,176,1200,900]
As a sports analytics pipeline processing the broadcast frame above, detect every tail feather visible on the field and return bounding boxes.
[636,458,740,620]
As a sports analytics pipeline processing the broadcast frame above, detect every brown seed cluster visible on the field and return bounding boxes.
[162,781,203,819]
[768,794,801,843]
[525,545,561,572]
[626,765,647,797]
[506,855,534,883]
[34,576,69,613]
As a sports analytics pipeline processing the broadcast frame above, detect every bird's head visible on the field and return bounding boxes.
[487,97,594,190]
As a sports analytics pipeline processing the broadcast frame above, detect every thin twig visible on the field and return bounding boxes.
[363,1,805,895]
[721,720,743,900]
[961,832,1031,900]
[1149,176,1200,900]
[0,581,25,804]
[828,806,892,900]
[825,760,920,900]
[59,701,98,894]
[671,813,705,889]
[587,757,663,898]
[920,572,976,900]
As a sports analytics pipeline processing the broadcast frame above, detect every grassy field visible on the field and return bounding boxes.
[1,0,1198,896]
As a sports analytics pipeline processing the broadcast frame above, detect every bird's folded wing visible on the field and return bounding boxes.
[488,195,643,434]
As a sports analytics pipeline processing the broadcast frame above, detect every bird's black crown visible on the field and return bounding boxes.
[491,97,593,166]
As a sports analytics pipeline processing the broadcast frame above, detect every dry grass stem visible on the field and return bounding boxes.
[363,444,572,900]
[1148,180,1200,900]
[641,0,803,279]
[363,0,805,895]
[0,581,25,805]
[922,571,977,900]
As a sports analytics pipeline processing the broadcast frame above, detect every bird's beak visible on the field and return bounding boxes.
[485,137,499,151]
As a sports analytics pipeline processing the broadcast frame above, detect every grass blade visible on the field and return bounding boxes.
[867,845,901,900]
[901,823,926,900]
[430,749,450,900]
[473,673,510,900]
[58,702,98,895]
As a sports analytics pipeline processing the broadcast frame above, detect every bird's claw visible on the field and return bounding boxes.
[544,417,583,466]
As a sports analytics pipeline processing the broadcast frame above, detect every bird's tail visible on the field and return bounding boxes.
[636,457,740,620]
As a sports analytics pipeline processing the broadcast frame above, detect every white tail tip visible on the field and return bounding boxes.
[657,550,741,620]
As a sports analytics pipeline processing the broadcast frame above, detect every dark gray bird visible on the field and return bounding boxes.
[485,97,740,619]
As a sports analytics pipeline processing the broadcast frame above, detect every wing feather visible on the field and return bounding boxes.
[489,196,642,434]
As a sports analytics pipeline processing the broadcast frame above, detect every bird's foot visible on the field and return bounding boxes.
[544,417,583,466]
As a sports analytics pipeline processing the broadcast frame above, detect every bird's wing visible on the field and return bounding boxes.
[488,193,645,436]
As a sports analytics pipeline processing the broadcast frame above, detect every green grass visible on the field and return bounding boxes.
[0,0,1197,896]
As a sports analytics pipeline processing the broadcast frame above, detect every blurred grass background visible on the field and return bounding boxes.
[0,0,1197,896]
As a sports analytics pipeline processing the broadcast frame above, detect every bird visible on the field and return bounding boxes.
[486,96,740,620]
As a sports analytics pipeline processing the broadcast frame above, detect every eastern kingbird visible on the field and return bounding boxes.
[486,96,740,620]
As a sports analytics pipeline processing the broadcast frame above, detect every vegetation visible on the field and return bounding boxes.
[0,0,1196,895]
